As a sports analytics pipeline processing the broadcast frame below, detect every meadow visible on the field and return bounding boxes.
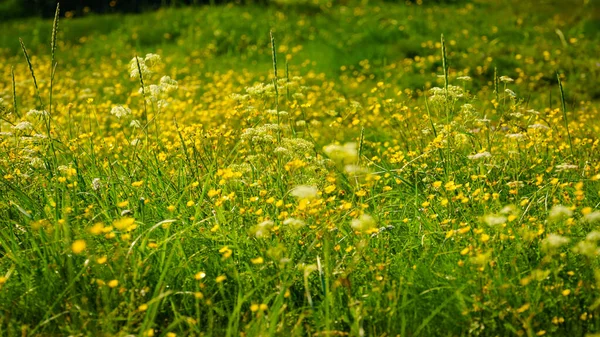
[1,0,600,336]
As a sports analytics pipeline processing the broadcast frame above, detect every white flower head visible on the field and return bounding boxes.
[92,178,102,191]
[323,142,358,163]
[548,205,573,221]
[111,105,131,118]
[583,211,600,224]
[468,152,492,160]
[283,218,305,231]
[290,185,318,200]
[159,76,178,93]
[482,214,507,226]
[542,233,570,252]
[12,121,33,130]
[351,214,376,232]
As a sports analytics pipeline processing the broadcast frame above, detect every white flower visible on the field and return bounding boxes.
[528,123,550,131]
[144,53,162,67]
[548,205,573,221]
[111,105,131,118]
[506,133,525,140]
[26,109,48,117]
[499,76,514,83]
[290,185,318,199]
[323,142,358,163]
[542,234,570,251]
[254,220,274,238]
[159,76,178,93]
[505,89,517,97]
[11,121,33,130]
[283,218,305,231]
[586,231,600,242]
[92,178,101,191]
[351,214,376,232]
[555,163,578,172]
[129,56,150,79]
[482,214,507,226]
[129,120,143,128]
[583,211,600,224]
[468,151,492,160]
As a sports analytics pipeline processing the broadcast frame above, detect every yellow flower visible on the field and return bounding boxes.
[324,185,336,194]
[216,275,227,283]
[251,257,264,264]
[516,303,530,313]
[138,304,148,311]
[194,272,206,280]
[71,240,86,254]
[108,280,119,288]
[186,200,195,207]
[113,217,135,230]
[131,180,144,187]
[355,190,367,197]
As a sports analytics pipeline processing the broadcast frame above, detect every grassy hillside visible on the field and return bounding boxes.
[1,1,600,336]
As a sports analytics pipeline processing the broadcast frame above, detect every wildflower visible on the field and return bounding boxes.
[548,205,573,221]
[91,178,101,191]
[542,234,570,252]
[290,185,318,199]
[110,105,131,118]
[251,257,264,264]
[144,53,162,67]
[253,220,274,238]
[468,151,492,160]
[283,217,305,231]
[583,211,600,224]
[71,240,86,254]
[194,272,206,280]
[528,123,550,131]
[159,76,178,93]
[505,88,517,97]
[107,279,119,288]
[26,109,48,117]
[11,121,33,130]
[506,133,525,139]
[323,142,358,163]
[113,217,135,231]
[215,275,227,283]
[555,163,578,172]
[482,214,507,226]
[351,214,376,232]
[499,76,514,83]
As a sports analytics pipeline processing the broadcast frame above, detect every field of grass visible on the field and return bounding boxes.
[1,0,600,336]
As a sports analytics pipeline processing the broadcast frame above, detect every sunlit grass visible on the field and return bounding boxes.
[1,1,600,336]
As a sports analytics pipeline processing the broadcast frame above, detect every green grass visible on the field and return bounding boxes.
[1,0,600,336]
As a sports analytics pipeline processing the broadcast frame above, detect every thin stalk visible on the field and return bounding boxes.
[557,72,573,157]
[440,34,451,171]
[11,67,19,118]
[19,38,44,110]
